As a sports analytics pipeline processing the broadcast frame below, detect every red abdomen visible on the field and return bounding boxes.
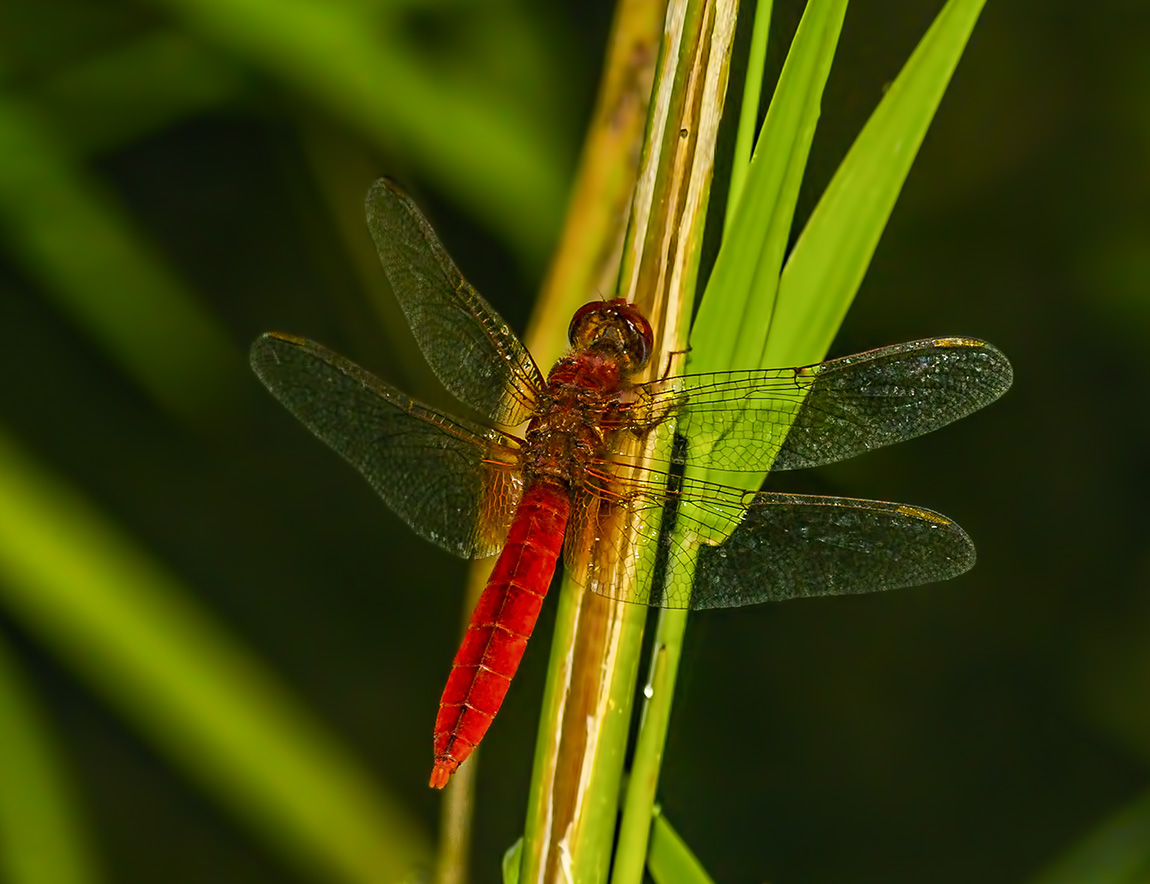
[430,482,570,788]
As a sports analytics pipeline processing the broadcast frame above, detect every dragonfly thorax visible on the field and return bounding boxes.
[520,361,620,489]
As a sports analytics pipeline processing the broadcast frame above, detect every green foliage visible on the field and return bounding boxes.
[646,809,714,884]
[0,636,101,884]
[0,428,428,881]
[501,838,522,884]
[617,2,991,881]
[1027,793,1150,884]
[0,1,575,880]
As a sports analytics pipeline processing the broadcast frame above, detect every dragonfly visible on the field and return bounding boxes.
[251,178,1012,789]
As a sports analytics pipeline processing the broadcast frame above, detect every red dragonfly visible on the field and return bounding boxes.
[251,179,1012,789]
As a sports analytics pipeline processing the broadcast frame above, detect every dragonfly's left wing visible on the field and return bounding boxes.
[636,337,1011,474]
[365,178,545,427]
[251,332,523,558]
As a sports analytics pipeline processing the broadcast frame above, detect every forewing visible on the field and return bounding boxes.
[637,337,1011,474]
[251,332,522,558]
[771,337,1012,470]
[365,178,544,426]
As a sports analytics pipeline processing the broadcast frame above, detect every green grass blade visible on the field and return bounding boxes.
[772,0,990,366]
[140,0,567,262]
[690,0,849,380]
[0,427,430,884]
[612,596,690,883]
[524,0,739,880]
[23,30,247,157]
[502,838,523,884]
[617,5,847,882]
[686,0,987,520]
[625,1,989,880]
[0,97,239,422]
[1027,791,1150,884]
[646,807,715,884]
[0,637,104,884]
[621,5,846,841]
[725,0,774,223]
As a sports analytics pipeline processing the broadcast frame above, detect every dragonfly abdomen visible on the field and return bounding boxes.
[430,482,570,788]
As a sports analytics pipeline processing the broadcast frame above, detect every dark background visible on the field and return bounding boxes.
[1,0,1148,882]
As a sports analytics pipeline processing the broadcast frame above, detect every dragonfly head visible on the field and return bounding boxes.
[568,299,653,373]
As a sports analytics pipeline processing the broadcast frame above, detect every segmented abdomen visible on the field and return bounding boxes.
[429,482,570,788]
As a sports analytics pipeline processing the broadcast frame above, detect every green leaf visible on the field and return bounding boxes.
[1027,791,1150,884]
[618,3,849,881]
[690,0,849,379]
[502,838,523,884]
[622,2,990,881]
[0,427,430,884]
[686,0,988,523]
[0,636,103,884]
[773,0,991,366]
[646,808,715,884]
[0,97,239,422]
[138,0,568,262]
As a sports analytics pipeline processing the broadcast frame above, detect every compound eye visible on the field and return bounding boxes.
[620,316,652,370]
[609,302,653,370]
[568,299,654,371]
[568,301,602,346]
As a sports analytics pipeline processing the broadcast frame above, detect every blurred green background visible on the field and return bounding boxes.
[1,0,1148,882]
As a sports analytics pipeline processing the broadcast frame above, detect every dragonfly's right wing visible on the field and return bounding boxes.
[251,332,523,559]
[365,179,545,427]
[687,492,975,610]
[639,337,1011,474]
[771,337,1012,470]
[568,469,974,610]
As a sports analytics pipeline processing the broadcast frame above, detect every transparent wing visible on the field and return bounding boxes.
[365,178,545,426]
[568,473,974,610]
[771,337,1012,470]
[688,492,974,609]
[251,332,523,558]
[631,337,1012,473]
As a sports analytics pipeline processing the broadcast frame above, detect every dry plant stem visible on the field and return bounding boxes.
[516,0,667,879]
[520,1,737,882]
[437,0,663,879]
[523,590,647,883]
[524,0,668,369]
[610,2,738,882]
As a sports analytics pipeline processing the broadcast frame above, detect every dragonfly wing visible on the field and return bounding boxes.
[562,472,668,607]
[251,332,522,558]
[772,337,1012,470]
[645,337,1011,474]
[689,492,975,610]
[565,481,974,609]
[365,179,545,426]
